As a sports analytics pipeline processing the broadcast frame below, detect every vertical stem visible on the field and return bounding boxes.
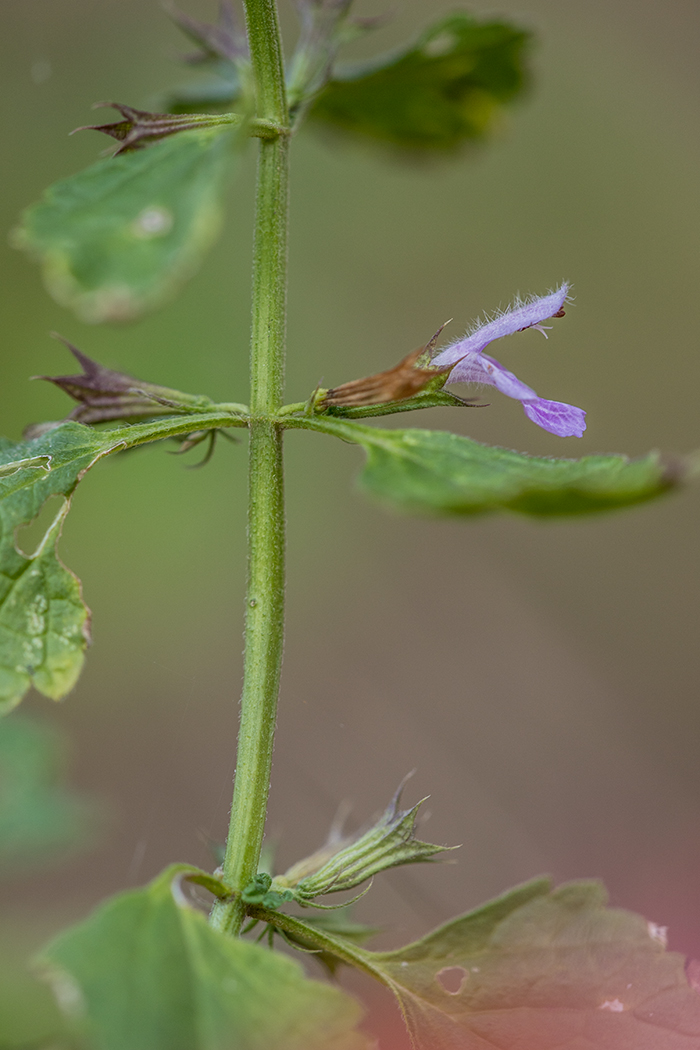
[210,0,290,935]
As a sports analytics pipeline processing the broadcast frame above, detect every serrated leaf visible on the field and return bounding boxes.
[0,442,94,715]
[40,865,372,1050]
[309,14,530,152]
[360,878,700,1050]
[0,715,95,871]
[0,411,245,714]
[294,419,683,516]
[13,127,240,323]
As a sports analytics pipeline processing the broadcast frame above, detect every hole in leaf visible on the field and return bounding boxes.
[15,495,66,557]
[0,454,50,479]
[436,966,467,995]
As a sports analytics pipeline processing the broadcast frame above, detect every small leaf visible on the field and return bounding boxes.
[0,411,245,713]
[242,872,295,910]
[14,126,240,323]
[39,865,372,1050]
[309,14,530,152]
[293,419,684,516]
[0,715,95,871]
[360,879,700,1050]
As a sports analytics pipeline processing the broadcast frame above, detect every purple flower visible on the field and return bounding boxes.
[430,284,586,437]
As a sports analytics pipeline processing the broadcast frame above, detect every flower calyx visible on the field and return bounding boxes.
[73,103,239,154]
[32,336,214,425]
[165,1,247,65]
[270,779,456,906]
[318,322,461,412]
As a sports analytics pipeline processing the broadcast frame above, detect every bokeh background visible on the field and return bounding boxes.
[2,0,700,1045]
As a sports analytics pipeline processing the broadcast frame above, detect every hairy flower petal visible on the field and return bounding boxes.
[429,284,585,436]
[448,352,537,400]
[431,284,570,368]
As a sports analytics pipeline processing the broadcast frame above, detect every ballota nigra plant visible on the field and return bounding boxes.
[3,2,700,1048]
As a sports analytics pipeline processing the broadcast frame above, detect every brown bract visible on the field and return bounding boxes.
[323,327,451,408]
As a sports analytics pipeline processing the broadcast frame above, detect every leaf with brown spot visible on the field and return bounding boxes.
[13,126,240,323]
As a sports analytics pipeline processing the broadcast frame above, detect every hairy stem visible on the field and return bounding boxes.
[247,905,392,988]
[210,0,289,935]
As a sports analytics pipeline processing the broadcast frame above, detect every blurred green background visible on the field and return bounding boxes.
[2,0,700,1045]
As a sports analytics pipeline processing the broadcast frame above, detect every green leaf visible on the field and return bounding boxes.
[292,419,683,516]
[0,918,79,1050]
[309,14,530,152]
[242,872,295,910]
[0,715,95,871]
[361,879,700,1050]
[39,865,372,1050]
[259,879,700,1050]
[0,434,94,716]
[13,127,240,323]
[0,410,245,714]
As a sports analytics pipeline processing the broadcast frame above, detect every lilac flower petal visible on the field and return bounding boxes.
[428,282,585,437]
[431,284,570,369]
[522,398,586,437]
[481,353,537,400]
[442,352,496,387]
[448,352,537,400]
[447,352,585,436]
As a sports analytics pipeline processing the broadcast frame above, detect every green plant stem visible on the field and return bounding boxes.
[210,0,290,936]
[247,905,391,987]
